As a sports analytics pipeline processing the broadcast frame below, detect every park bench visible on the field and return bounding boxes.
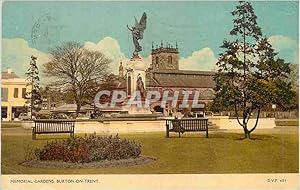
[32,119,75,140]
[165,118,208,138]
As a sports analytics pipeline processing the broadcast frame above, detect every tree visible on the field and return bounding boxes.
[25,55,42,119]
[44,42,111,117]
[285,64,299,111]
[84,73,122,104]
[213,1,292,139]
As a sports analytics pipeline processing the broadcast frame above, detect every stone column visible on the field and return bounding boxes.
[126,55,147,96]
[7,105,12,121]
[126,54,151,114]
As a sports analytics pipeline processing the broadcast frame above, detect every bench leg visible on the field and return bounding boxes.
[32,127,36,140]
[178,132,181,138]
[206,128,208,138]
[70,132,74,138]
[166,125,169,138]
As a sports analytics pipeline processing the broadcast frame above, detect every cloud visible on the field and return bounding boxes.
[2,37,151,85]
[3,37,217,87]
[179,48,217,71]
[2,38,50,82]
[143,55,152,68]
[84,36,154,74]
[268,35,297,50]
[84,37,129,74]
[268,35,298,64]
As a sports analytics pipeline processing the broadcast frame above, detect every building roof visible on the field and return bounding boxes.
[1,71,20,79]
[147,69,216,88]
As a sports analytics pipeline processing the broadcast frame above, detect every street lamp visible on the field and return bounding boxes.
[272,104,276,118]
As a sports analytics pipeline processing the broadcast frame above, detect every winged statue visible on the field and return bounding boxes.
[127,12,147,55]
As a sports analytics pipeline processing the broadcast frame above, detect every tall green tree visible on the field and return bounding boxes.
[25,55,42,119]
[213,1,292,139]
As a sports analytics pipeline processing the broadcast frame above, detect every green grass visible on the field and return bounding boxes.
[1,127,298,174]
[275,120,299,126]
[1,123,22,128]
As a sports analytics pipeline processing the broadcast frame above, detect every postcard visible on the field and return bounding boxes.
[1,1,299,189]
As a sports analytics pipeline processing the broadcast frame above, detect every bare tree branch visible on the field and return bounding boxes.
[43,42,111,116]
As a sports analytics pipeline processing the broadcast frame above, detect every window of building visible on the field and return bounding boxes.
[1,88,8,101]
[42,96,48,102]
[22,88,26,98]
[51,104,56,109]
[155,56,159,68]
[14,88,18,98]
[168,56,172,65]
[42,104,47,110]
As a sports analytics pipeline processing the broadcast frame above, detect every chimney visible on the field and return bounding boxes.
[7,68,12,74]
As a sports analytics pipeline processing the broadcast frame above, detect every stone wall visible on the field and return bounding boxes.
[218,111,298,119]
[75,120,165,134]
[207,116,276,130]
[20,117,276,134]
[75,117,276,133]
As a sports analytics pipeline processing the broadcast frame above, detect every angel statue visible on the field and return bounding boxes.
[127,12,147,55]
[136,74,146,98]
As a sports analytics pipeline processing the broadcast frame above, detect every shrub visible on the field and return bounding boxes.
[36,113,51,119]
[23,144,36,162]
[35,134,142,163]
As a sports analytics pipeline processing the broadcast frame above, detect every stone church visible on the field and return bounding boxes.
[118,42,215,116]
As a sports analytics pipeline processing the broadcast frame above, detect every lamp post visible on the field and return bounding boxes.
[272,104,276,118]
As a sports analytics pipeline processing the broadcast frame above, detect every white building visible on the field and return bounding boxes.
[1,69,30,121]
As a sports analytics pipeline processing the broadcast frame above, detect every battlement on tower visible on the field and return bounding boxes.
[151,42,179,55]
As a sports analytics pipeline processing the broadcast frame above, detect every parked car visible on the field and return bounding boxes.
[90,111,103,119]
[18,113,32,120]
[50,113,69,119]
[36,113,51,119]
[183,111,194,118]
[1,111,7,120]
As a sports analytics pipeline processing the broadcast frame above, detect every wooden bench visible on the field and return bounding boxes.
[165,118,208,138]
[32,119,75,140]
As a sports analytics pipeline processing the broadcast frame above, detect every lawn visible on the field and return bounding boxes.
[1,127,298,174]
[275,119,299,126]
[1,122,22,128]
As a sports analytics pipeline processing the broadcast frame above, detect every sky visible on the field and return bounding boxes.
[2,1,299,80]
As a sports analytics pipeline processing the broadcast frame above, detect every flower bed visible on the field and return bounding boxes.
[35,134,142,163]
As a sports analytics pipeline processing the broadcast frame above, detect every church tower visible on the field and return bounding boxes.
[151,41,179,70]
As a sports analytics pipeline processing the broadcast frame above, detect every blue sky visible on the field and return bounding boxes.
[2,1,299,78]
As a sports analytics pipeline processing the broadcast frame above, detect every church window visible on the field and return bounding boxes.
[168,56,172,65]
